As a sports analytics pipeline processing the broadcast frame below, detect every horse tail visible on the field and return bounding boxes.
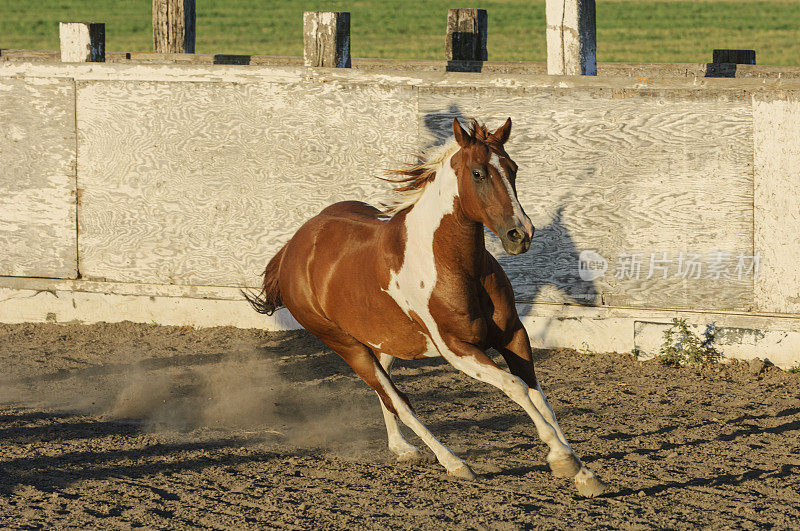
[241,245,287,315]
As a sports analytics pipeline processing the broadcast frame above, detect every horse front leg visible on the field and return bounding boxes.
[441,333,608,497]
[495,324,575,455]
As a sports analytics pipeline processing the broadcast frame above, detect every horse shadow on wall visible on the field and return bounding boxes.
[422,106,600,307]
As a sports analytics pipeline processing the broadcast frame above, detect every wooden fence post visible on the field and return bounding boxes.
[713,49,756,65]
[445,8,488,62]
[303,11,351,68]
[153,0,196,53]
[59,22,105,62]
[546,0,596,75]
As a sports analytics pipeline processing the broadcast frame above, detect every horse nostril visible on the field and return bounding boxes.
[507,229,523,242]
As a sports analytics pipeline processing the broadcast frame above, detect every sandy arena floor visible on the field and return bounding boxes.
[1,322,799,529]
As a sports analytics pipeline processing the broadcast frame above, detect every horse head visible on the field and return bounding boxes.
[450,118,534,256]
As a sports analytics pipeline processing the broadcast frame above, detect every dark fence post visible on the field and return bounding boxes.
[707,49,756,78]
[59,22,105,62]
[153,0,196,53]
[546,0,596,75]
[303,11,351,68]
[445,8,487,63]
[713,49,756,65]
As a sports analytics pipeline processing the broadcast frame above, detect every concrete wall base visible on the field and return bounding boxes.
[519,303,800,369]
[2,278,798,369]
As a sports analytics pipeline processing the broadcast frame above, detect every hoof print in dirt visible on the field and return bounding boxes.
[394,450,433,465]
[397,452,435,465]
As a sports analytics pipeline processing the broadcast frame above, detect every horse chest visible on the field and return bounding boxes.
[379,155,491,356]
[384,240,438,320]
[384,249,486,345]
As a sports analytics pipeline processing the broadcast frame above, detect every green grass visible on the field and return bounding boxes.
[1,1,798,66]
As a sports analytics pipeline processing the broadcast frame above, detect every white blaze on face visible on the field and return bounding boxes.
[489,152,533,236]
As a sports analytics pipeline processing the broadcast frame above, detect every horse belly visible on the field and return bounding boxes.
[327,282,435,360]
[364,313,436,360]
[298,241,430,359]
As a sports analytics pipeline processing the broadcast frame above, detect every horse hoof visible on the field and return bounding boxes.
[548,453,581,478]
[575,475,609,498]
[397,450,429,464]
[448,464,477,481]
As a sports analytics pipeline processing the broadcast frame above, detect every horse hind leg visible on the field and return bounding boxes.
[313,327,474,479]
[376,352,423,462]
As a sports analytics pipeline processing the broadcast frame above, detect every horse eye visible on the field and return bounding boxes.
[472,169,486,181]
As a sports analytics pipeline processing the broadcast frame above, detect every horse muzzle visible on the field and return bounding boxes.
[500,224,533,256]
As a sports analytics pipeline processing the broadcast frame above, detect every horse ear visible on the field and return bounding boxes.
[490,117,512,145]
[452,118,471,147]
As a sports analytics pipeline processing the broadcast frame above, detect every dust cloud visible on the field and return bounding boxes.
[0,326,377,451]
[107,354,375,448]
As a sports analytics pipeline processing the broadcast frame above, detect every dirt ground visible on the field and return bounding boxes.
[1,322,799,529]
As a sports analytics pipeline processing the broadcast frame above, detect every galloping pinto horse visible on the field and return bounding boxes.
[245,118,607,497]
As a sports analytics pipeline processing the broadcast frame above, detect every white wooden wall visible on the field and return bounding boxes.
[1,64,798,318]
[753,95,800,314]
[76,80,416,287]
[0,77,77,278]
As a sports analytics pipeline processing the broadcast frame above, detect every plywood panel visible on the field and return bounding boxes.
[77,80,417,287]
[420,88,754,310]
[754,96,800,314]
[0,77,77,278]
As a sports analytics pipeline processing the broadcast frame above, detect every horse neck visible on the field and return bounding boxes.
[402,154,485,275]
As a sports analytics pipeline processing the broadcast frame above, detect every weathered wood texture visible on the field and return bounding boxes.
[303,11,350,68]
[76,80,416,287]
[754,96,800,314]
[1,64,781,316]
[445,9,487,61]
[152,0,196,54]
[59,22,105,62]
[420,88,753,310]
[713,49,756,65]
[546,0,597,75]
[0,77,77,278]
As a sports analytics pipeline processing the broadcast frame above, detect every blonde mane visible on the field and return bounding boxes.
[381,139,461,215]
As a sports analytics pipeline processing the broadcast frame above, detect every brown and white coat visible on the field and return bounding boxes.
[245,118,607,497]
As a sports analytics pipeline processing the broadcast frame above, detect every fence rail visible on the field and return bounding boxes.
[3,48,797,79]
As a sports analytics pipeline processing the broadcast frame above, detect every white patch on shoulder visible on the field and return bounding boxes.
[383,153,459,356]
[377,215,391,222]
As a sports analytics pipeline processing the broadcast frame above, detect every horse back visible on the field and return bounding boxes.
[318,200,386,225]
[282,201,390,283]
